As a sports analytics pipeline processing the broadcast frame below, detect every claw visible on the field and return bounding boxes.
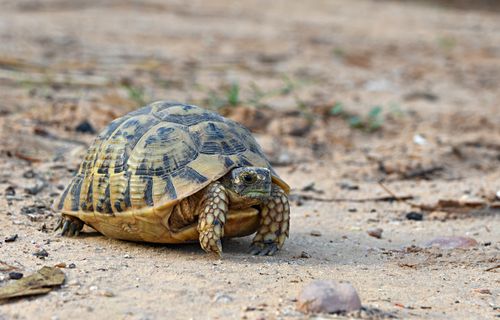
[249,242,279,256]
[68,222,78,236]
[61,220,71,236]
[248,245,262,255]
[54,217,64,231]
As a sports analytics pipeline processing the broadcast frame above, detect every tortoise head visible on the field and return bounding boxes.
[229,167,272,200]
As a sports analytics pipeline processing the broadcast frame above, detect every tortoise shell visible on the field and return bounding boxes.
[55,101,289,219]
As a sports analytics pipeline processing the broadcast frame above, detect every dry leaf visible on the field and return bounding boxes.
[0,266,65,300]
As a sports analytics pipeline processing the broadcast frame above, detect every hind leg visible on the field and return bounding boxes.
[249,184,290,256]
[55,215,84,236]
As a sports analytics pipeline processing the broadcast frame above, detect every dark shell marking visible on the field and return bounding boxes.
[56,101,274,214]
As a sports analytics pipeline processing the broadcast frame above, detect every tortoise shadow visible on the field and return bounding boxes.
[69,230,418,268]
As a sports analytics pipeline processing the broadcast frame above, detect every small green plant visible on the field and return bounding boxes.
[329,103,390,132]
[332,47,345,58]
[280,76,296,95]
[227,83,240,106]
[329,102,344,116]
[366,106,383,131]
[437,36,456,51]
[124,84,147,105]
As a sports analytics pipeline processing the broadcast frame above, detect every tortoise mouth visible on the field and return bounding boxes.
[243,191,270,200]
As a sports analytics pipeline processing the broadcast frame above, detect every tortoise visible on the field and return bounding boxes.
[54,101,290,256]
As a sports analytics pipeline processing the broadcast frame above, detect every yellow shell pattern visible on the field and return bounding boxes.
[55,101,288,216]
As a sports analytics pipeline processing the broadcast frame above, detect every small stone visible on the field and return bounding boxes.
[5,186,16,196]
[68,279,81,286]
[123,254,132,259]
[473,288,491,295]
[338,182,359,191]
[213,292,233,303]
[89,285,98,291]
[68,263,76,268]
[310,230,322,237]
[22,170,36,179]
[98,289,115,297]
[75,120,96,134]
[405,212,423,221]
[297,280,362,314]
[367,228,383,239]
[8,272,23,280]
[33,248,49,258]
[4,234,18,242]
[413,134,427,146]
[300,251,311,259]
[55,262,67,268]
[268,116,312,137]
[425,236,478,249]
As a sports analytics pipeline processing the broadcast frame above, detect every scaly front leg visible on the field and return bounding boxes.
[197,181,229,257]
[249,184,290,256]
[55,215,85,236]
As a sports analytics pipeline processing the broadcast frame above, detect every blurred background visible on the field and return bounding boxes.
[1,0,500,173]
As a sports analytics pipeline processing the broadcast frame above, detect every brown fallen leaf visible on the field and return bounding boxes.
[0,266,65,300]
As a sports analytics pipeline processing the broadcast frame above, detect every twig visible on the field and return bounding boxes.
[293,194,414,203]
[403,166,444,179]
[485,264,500,272]
[378,181,420,207]
[377,181,500,213]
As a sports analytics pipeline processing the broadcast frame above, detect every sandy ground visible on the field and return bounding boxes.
[0,0,499,319]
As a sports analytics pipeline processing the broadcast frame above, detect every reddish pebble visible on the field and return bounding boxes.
[367,227,383,239]
[297,280,362,314]
[425,236,477,249]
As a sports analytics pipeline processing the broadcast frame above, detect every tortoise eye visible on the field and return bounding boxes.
[242,173,256,183]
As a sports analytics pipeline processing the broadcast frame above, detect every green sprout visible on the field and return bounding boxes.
[227,83,240,107]
[124,85,147,105]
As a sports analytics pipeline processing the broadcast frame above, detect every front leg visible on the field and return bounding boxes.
[250,184,290,256]
[197,181,228,257]
[55,215,85,236]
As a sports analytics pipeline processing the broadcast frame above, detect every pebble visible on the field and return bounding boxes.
[213,292,233,303]
[297,280,362,314]
[367,228,383,239]
[4,234,18,242]
[405,212,423,221]
[75,120,96,134]
[33,248,49,258]
[55,262,67,268]
[5,186,16,196]
[268,116,312,137]
[310,230,322,237]
[425,236,478,249]
[67,279,81,286]
[9,272,24,280]
[68,263,76,268]
[123,254,132,259]
[98,289,115,297]
[300,251,311,259]
[473,288,491,295]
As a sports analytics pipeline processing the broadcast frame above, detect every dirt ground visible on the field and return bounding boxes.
[0,0,499,319]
